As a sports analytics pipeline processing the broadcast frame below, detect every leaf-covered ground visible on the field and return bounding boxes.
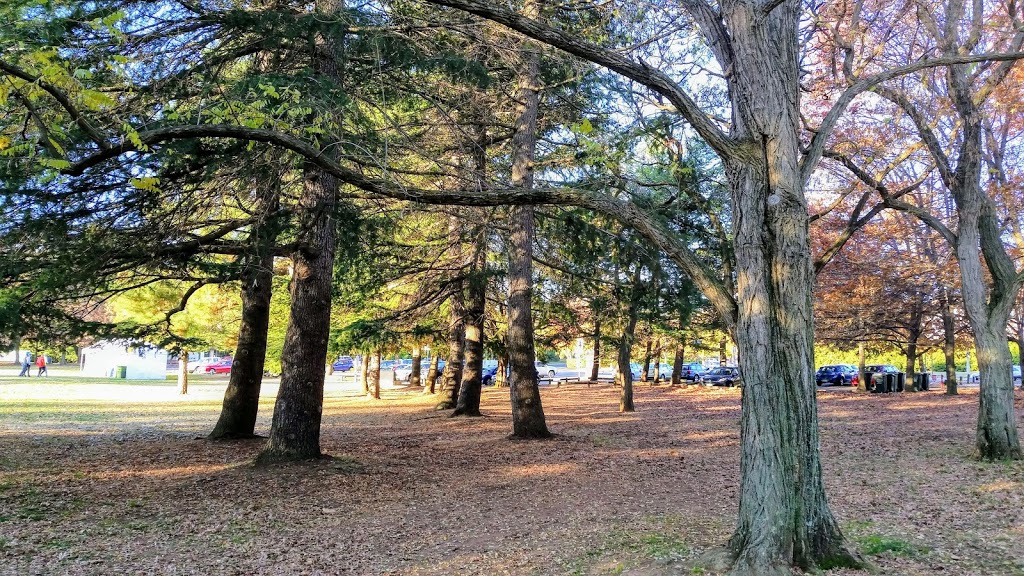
[1,370,1022,575]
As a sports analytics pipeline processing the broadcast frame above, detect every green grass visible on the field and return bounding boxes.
[856,534,923,557]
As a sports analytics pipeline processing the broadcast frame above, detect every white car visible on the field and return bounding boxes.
[394,361,425,382]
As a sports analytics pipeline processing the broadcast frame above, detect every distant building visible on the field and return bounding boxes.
[80,341,168,380]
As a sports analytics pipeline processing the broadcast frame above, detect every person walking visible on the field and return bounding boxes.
[18,351,32,377]
[35,353,47,377]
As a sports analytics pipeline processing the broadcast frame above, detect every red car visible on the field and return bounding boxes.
[204,358,233,374]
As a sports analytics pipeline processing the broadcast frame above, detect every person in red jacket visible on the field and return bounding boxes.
[35,353,47,377]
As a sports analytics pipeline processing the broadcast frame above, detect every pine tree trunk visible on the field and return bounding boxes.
[178,352,189,395]
[369,351,381,400]
[210,224,276,439]
[424,355,439,394]
[618,268,642,412]
[505,0,549,438]
[590,313,601,381]
[257,162,336,462]
[641,339,652,383]
[454,243,486,417]
[410,346,422,387]
[671,344,684,386]
[359,355,370,395]
[436,302,465,410]
[256,0,342,464]
[652,339,662,384]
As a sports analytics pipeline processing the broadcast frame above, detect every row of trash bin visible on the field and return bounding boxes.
[869,372,932,393]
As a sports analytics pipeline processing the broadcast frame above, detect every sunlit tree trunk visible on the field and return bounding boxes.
[210,220,276,438]
[505,0,549,438]
[424,355,439,394]
[368,351,381,400]
[410,345,422,387]
[455,241,486,417]
[590,313,601,381]
[178,352,188,395]
[671,343,684,386]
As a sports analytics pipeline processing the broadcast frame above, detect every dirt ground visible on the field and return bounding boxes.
[1,374,1022,576]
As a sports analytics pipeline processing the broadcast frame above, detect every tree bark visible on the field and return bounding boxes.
[454,241,486,417]
[410,345,422,387]
[641,338,652,383]
[256,160,337,462]
[720,4,859,570]
[436,295,465,410]
[178,352,188,395]
[504,0,549,439]
[652,338,662,384]
[424,355,439,394]
[618,269,643,412]
[590,312,601,381]
[359,354,370,395]
[905,339,918,392]
[368,351,381,400]
[496,354,508,388]
[210,197,277,439]
[671,343,684,386]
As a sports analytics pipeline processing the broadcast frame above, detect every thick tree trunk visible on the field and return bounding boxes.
[368,351,381,400]
[505,1,549,438]
[671,344,684,386]
[257,160,337,463]
[410,346,422,387]
[590,313,601,381]
[256,0,342,464]
[454,243,486,417]
[424,355,439,394]
[210,224,276,439]
[947,86,1021,458]
[722,4,859,570]
[436,300,465,410]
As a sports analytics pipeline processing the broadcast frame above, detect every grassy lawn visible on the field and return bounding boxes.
[0,375,1022,575]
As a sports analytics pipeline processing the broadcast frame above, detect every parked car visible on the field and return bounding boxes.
[699,366,742,387]
[332,356,354,372]
[1013,365,1021,386]
[680,362,707,382]
[815,364,857,386]
[190,357,222,373]
[394,361,425,382]
[535,360,562,378]
[482,365,499,386]
[203,358,233,374]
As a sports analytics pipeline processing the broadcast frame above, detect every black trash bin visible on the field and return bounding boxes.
[883,374,896,393]
[896,372,906,392]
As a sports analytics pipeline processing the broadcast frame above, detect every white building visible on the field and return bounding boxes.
[80,341,169,380]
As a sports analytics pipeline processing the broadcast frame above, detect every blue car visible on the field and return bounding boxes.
[332,356,353,372]
[482,366,499,386]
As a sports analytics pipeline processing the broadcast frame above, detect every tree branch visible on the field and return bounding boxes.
[62,123,740,331]
[419,0,737,157]
[801,50,1024,185]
